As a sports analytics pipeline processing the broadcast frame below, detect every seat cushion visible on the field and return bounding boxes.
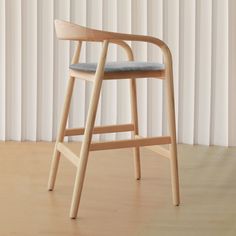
[70,61,165,73]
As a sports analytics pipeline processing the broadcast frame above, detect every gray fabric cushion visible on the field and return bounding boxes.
[70,61,164,73]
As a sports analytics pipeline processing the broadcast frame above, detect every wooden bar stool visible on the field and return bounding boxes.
[48,20,180,219]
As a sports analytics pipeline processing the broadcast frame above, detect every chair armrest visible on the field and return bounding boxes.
[109,35,172,73]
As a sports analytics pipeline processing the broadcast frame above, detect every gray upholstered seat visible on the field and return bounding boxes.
[70,61,165,73]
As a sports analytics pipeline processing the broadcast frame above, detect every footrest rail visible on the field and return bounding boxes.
[90,136,171,151]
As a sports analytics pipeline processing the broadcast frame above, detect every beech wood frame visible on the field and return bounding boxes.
[48,20,180,219]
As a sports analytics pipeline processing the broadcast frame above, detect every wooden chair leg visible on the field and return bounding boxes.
[48,76,75,191]
[169,138,179,206]
[130,79,141,180]
[70,78,104,219]
[70,40,109,219]
[165,58,180,206]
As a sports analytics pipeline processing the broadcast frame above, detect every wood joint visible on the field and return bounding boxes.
[135,135,170,159]
[57,142,79,167]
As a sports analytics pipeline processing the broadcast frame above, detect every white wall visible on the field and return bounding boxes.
[0,0,235,146]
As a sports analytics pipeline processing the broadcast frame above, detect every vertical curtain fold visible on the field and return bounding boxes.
[0,0,234,146]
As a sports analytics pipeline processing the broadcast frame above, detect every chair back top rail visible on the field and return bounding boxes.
[55,20,166,48]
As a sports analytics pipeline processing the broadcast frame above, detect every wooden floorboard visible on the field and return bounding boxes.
[0,142,236,235]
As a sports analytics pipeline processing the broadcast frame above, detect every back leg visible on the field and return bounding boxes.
[130,79,141,180]
[164,51,180,206]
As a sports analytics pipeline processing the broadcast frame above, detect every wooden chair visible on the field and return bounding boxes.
[48,20,180,219]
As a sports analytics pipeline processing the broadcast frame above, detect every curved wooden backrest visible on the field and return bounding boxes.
[54,20,165,48]
[55,20,113,41]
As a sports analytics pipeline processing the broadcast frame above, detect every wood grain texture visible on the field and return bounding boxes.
[1,142,236,235]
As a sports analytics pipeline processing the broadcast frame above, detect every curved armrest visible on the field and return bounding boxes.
[108,37,172,69]
[110,36,172,74]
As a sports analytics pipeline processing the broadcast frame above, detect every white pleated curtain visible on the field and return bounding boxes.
[0,0,235,146]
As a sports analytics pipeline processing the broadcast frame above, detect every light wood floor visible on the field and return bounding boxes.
[0,142,236,235]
